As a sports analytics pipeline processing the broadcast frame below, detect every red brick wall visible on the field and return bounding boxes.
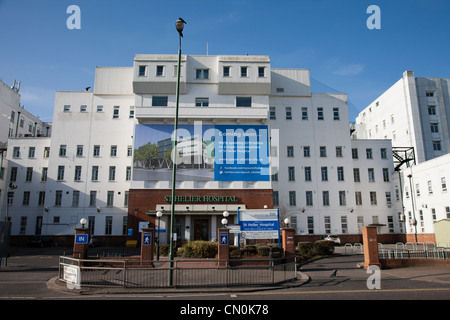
[127,188,273,240]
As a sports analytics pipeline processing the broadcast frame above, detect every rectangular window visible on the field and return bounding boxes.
[337,167,344,181]
[107,191,114,206]
[195,97,209,107]
[156,65,164,76]
[386,192,392,205]
[341,216,348,234]
[321,167,328,181]
[59,145,66,156]
[80,105,87,112]
[105,216,113,235]
[335,146,343,157]
[285,107,292,120]
[304,167,311,181]
[428,105,436,115]
[223,66,230,77]
[433,141,441,151]
[28,147,35,158]
[320,146,327,157]
[368,168,375,182]
[353,168,360,182]
[370,191,377,205]
[196,69,209,79]
[109,166,116,181]
[302,107,308,120]
[129,106,134,118]
[430,123,439,133]
[76,145,83,157]
[258,67,265,77]
[322,191,329,206]
[92,166,99,181]
[93,145,100,157]
[269,107,276,120]
[306,191,313,206]
[10,167,18,182]
[333,107,340,120]
[41,167,48,182]
[380,148,387,159]
[303,146,310,157]
[23,191,30,206]
[38,191,45,206]
[110,145,117,157]
[126,166,132,181]
[55,190,62,206]
[240,66,248,77]
[273,191,279,207]
[317,107,324,120]
[13,147,20,158]
[383,168,389,182]
[236,97,251,107]
[25,167,33,182]
[138,65,147,76]
[355,191,362,205]
[97,105,103,112]
[113,106,120,119]
[57,166,65,181]
[288,166,295,181]
[339,191,346,206]
[307,216,314,234]
[324,216,331,234]
[366,148,373,159]
[152,96,168,107]
[72,191,80,207]
[287,146,294,157]
[289,191,296,206]
[64,105,71,112]
[441,177,447,191]
[20,217,27,235]
[89,191,97,206]
[74,166,82,181]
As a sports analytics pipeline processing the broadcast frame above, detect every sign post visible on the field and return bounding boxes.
[238,209,280,246]
[73,227,89,259]
[140,228,155,266]
[217,228,230,267]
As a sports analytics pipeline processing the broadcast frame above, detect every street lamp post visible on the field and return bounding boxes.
[168,17,187,286]
[156,211,162,260]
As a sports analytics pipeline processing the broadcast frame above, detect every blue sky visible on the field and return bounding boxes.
[1,0,449,122]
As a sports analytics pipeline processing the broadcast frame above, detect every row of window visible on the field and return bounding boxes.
[273,190,392,207]
[269,106,341,121]
[138,65,267,79]
[273,167,391,183]
[149,96,253,108]
[18,215,128,236]
[404,176,447,197]
[282,145,388,160]
[11,145,133,159]
[63,104,135,119]
[7,189,130,208]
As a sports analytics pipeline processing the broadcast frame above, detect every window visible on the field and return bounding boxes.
[428,180,433,194]
[307,217,314,234]
[416,183,421,197]
[380,148,387,159]
[223,66,230,77]
[124,192,129,208]
[287,146,294,157]
[13,147,20,158]
[76,145,83,157]
[107,191,114,206]
[23,191,30,206]
[322,191,330,206]
[273,191,279,207]
[446,207,450,219]
[353,168,360,182]
[57,166,65,181]
[306,191,313,206]
[55,190,63,206]
[386,192,392,205]
[352,148,359,159]
[304,167,311,181]
[20,217,27,235]
[269,107,276,120]
[92,166,99,181]
[289,191,296,206]
[28,147,35,158]
[44,147,50,158]
[127,146,133,157]
[97,105,103,112]
[25,167,33,182]
[109,166,116,181]
[285,107,292,120]
[317,107,324,120]
[319,146,327,157]
[93,145,100,157]
[303,146,310,157]
[426,91,434,97]
[368,168,375,182]
[336,146,343,157]
[72,191,80,207]
[138,65,147,76]
[324,216,331,234]
[74,166,82,181]
[288,166,295,181]
[258,67,265,77]
[152,96,169,107]
[271,170,278,182]
[41,168,48,182]
[355,191,362,205]
[38,191,45,206]
[196,69,209,79]
[321,167,328,181]
[333,107,340,120]
[337,167,344,181]
[433,141,441,151]
[113,106,120,118]
[302,107,308,120]
[366,148,373,159]
[341,216,348,234]
[195,97,209,107]
[126,166,132,181]
[59,145,67,156]
[80,105,87,112]
[240,66,248,77]
[129,106,134,118]
[64,105,71,112]
[428,105,436,115]
[110,145,117,157]
[156,65,164,76]
[89,191,97,206]
[105,217,113,235]
[383,168,389,182]
[236,97,251,107]
[441,177,447,191]
[430,123,439,133]
[370,191,377,205]
[10,167,18,181]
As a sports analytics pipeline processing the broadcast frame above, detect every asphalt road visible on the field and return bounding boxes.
[1,246,450,304]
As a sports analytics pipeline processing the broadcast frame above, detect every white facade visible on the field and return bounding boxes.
[354,70,450,164]
[1,54,403,240]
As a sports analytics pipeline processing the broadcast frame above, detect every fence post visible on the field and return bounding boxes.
[362,226,381,269]
[218,228,230,267]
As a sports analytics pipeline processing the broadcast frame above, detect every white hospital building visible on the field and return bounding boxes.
[0,55,415,245]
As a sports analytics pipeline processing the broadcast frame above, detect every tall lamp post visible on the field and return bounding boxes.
[168,17,187,286]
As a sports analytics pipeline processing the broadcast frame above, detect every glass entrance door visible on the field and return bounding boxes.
[193,219,209,241]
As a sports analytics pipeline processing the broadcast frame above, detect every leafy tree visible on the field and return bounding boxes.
[134,142,159,168]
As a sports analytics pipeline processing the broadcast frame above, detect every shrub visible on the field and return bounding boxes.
[256,245,270,256]
[312,240,335,256]
[178,241,217,258]
[297,242,315,255]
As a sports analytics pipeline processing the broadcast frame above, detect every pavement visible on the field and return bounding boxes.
[46,245,450,296]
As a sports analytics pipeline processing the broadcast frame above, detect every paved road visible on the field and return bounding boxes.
[1,246,450,302]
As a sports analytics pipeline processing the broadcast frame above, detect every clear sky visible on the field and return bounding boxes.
[1,0,449,122]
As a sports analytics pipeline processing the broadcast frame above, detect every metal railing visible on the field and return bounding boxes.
[379,243,450,260]
[59,256,297,289]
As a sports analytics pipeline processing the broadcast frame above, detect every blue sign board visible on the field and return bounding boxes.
[142,232,152,245]
[75,234,88,244]
[219,232,228,245]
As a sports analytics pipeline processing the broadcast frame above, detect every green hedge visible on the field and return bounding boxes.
[296,240,334,257]
[177,241,218,258]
